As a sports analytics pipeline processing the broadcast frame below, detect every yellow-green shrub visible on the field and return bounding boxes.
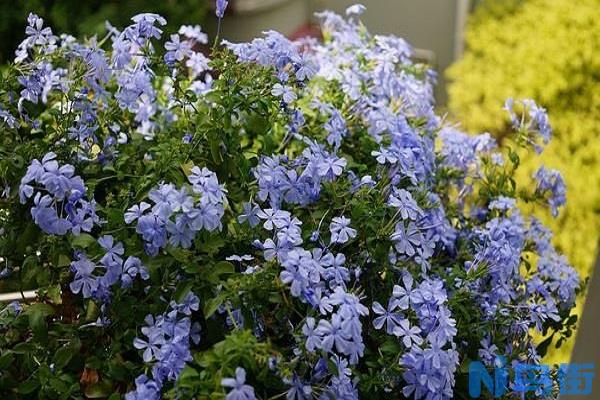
[446,0,600,363]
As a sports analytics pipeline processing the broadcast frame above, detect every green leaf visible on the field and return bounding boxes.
[84,300,99,322]
[203,294,226,318]
[379,340,401,355]
[84,381,113,398]
[174,281,194,303]
[53,347,74,370]
[18,376,40,394]
[15,224,39,255]
[56,254,71,268]
[52,339,81,369]
[210,136,222,164]
[200,235,226,255]
[26,303,55,334]
[46,284,62,304]
[181,161,195,176]
[70,233,96,249]
[21,255,40,286]
[167,246,192,263]
[0,352,15,369]
[48,375,71,395]
[12,342,36,355]
[536,334,554,357]
[207,261,235,283]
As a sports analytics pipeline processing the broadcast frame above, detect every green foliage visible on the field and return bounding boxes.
[446,0,600,363]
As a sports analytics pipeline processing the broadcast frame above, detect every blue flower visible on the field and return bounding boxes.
[329,216,357,244]
[238,202,261,227]
[534,166,566,217]
[190,200,224,231]
[489,196,516,211]
[22,13,55,51]
[133,328,165,363]
[390,221,422,256]
[125,374,162,400]
[439,128,495,172]
[317,156,347,179]
[285,374,312,400]
[98,235,124,265]
[170,292,200,316]
[178,25,208,44]
[323,373,359,399]
[125,202,151,223]
[221,367,256,400]
[504,98,552,154]
[316,313,352,354]
[388,189,423,221]
[271,83,297,104]
[257,208,291,231]
[391,274,418,310]
[302,317,322,352]
[294,54,317,81]
[216,0,229,19]
[308,288,333,315]
[371,147,398,165]
[164,34,192,64]
[132,306,195,387]
[346,4,366,16]
[322,252,349,284]
[186,52,210,78]
[414,278,447,306]
[31,193,70,235]
[372,300,402,335]
[393,319,422,348]
[478,336,499,367]
[126,168,226,254]
[324,110,348,148]
[69,255,98,298]
[129,13,166,41]
[121,256,149,288]
[188,166,227,204]
[0,107,17,128]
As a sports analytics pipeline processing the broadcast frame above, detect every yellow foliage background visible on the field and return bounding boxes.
[446,0,600,363]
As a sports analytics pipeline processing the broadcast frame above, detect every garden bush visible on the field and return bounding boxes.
[446,0,600,363]
[0,4,582,399]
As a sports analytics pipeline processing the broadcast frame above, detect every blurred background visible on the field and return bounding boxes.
[2,0,598,365]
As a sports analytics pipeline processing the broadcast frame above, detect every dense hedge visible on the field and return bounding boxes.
[446,0,600,363]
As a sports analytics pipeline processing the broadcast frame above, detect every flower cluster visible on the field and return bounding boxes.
[128,293,200,399]
[439,127,497,173]
[505,98,552,154]
[395,277,459,398]
[69,235,149,304]
[534,166,567,217]
[0,5,581,400]
[19,152,101,235]
[252,142,347,208]
[125,167,227,255]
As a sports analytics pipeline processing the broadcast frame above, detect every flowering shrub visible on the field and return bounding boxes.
[446,0,599,362]
[0,5,582,400]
